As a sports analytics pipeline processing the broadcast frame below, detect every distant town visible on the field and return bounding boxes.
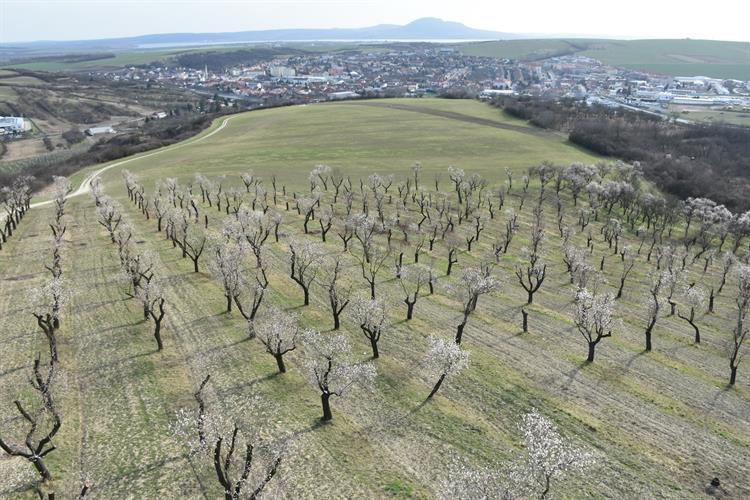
[98,45,750,116]
[3,44,750,139]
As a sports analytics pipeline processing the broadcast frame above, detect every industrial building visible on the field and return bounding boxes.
[0,116,26,135]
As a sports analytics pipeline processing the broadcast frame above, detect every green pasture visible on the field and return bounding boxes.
[1,98,748,498]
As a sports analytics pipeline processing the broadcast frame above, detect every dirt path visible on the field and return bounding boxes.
[345,101,558,138]
[0,115,238,227]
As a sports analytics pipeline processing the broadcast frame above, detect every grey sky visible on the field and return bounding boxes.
[1,0,749,43]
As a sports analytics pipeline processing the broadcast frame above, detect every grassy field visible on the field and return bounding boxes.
[1,99,749,498]
[85,98,598,192]
[1,42,377,73]
[671,106,750,127]
[457,38,750,80]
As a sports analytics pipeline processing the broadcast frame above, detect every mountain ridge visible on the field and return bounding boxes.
[5,18,518,49]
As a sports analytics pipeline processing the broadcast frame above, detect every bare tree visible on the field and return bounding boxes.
[289,239,323,306]
[515,208,547,304]
[452,265,499,344]
[137,281,167,351]
[30,277,67,359]
[616,246,636,299]
[174,215,206,272]
[397,264,429,320]
[351,298,388,358]
[358,247,390,300]
[233,265,269,322]
[318,206,334,242]
[96,197,122,243]
[718,251,736,294]
[296,196,318,234]
[228,208,274,268]
[323,257,351,330]
[301,330,377,421]
[574,287,616,362]
[424,336,470,399]
[175,379,283,500]
[677,285,706,344]
[0,354,62,483]
[643,271,673,352]
[207,237,245,313]
[252,308,300,373]
[728,264,750,385]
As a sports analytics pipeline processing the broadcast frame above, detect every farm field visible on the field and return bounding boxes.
[1,42,376,73]
[1,98,749,498]
[457,38,750,80]
[671,106,750,127]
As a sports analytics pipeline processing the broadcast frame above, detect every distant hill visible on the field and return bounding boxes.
[4,18,515,53]
[457,38,750,80]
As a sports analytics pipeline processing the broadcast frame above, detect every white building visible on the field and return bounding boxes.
[328,91,359,100]
[0,116,26,134]
[85,126,116,136]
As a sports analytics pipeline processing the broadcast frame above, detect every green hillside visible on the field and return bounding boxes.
[1,99,748,498]
[458,38,750,80]
[74,98,599,192]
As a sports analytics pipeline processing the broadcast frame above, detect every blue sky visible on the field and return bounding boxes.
[1,0,748,43]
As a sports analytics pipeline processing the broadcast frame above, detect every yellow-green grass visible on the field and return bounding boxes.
[457,39,579,60]
[1,98,749,498]
[457,38,750,80]
[89,98,598,193]
[0,75,47,86]
[672,107,750,127]
[0,85,19,102]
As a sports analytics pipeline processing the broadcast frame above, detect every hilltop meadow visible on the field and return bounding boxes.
[1,99,749,498]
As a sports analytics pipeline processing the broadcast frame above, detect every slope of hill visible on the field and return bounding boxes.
[1,99,748,498]
[458,38,750,79]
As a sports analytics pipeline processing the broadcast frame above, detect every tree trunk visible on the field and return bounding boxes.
[730,365,737,386]
[587,342,596,362]
[332,311,340,330]
[527,290,534,304]
[226,295,232,313]
[455,317,467,344]
[31,456,52,481]
[274,353,286,373]
[303,286,310,306]
[154,321,163,351]
[522,308,528,333]
[321,393,333,421]
[370,337,379,359]
[427,373,446,399]
[645,326,653,352]
[405,300,415,320]
[369,281,375,300]
[617,278,625,299]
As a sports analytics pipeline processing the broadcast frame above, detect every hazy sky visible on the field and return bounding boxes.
[2,0,749,43]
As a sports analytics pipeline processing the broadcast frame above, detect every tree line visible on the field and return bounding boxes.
[491,96,750,212]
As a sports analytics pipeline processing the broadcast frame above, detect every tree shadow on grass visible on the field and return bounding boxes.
[0,364,25,379]
[710,382,736,406]
[191,336,251,359]
[216,371,280,399]
[624,349,647,372]
[562,359,590,391]
[82,349,156,376]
